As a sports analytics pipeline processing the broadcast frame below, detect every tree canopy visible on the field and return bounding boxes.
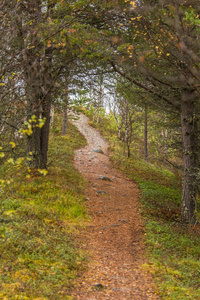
[0,0,200,223]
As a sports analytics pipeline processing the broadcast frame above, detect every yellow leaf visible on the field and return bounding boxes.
[7,158,15,164]
[10,141,16,148]
[38,169,48,176]
[4,210,16,216]
[130,1,136,8]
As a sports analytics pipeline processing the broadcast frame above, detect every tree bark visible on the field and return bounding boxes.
[18,2,53,169]
[62,103,68,135]
[40,97,51,169]
[97,76,103,123]
[144,104,148,160]
[62,82,69,135]
[25,53,43,168]
[181,89,198,224]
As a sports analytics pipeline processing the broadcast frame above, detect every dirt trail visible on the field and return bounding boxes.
[71,113,159,300]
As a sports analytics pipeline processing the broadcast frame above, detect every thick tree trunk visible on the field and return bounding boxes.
[38,45,53,169]
[25,46,52,169]
[26,96,51,169]
[25,55,43,168]
[181,89,198,224]
[17,1,56,169]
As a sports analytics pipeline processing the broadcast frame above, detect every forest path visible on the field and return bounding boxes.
[71,113,159,300]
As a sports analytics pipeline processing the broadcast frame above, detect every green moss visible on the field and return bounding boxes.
[0,115,87,299]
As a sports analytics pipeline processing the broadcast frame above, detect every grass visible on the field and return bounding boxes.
[0,115,87,299]
[85,109,200,300]
[143,221,200,299]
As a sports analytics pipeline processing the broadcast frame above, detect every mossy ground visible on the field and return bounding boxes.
[0,115,88,299]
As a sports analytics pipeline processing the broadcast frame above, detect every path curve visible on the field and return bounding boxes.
[71,113,159,300]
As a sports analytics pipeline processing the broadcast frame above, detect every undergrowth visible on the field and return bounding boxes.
[85,108,200,300]
[0,115,87,299]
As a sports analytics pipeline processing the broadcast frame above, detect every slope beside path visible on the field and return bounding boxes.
[71,113,159,300]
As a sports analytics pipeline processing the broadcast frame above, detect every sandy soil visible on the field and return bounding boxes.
[71,113,160,300]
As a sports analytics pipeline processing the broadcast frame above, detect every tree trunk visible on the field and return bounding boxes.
[25,45,53,169]
[40,98,51,169]
[27,110,42,169]
[89,83,92,110]
[62,103,68,135]
[118,128,122,140]
[124,124,128,143]
[62,79,69,135]
[181,89,198,224]
[97,77,103,123]
[26,95,51,169]
[127,143,131,158]
[144,103,148,160]
[25,53,43,168]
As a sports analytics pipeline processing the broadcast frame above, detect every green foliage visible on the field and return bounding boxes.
[144,221,200,300]
[184,9,200,27]
[0,115,87,299]
[139,180,181,211]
